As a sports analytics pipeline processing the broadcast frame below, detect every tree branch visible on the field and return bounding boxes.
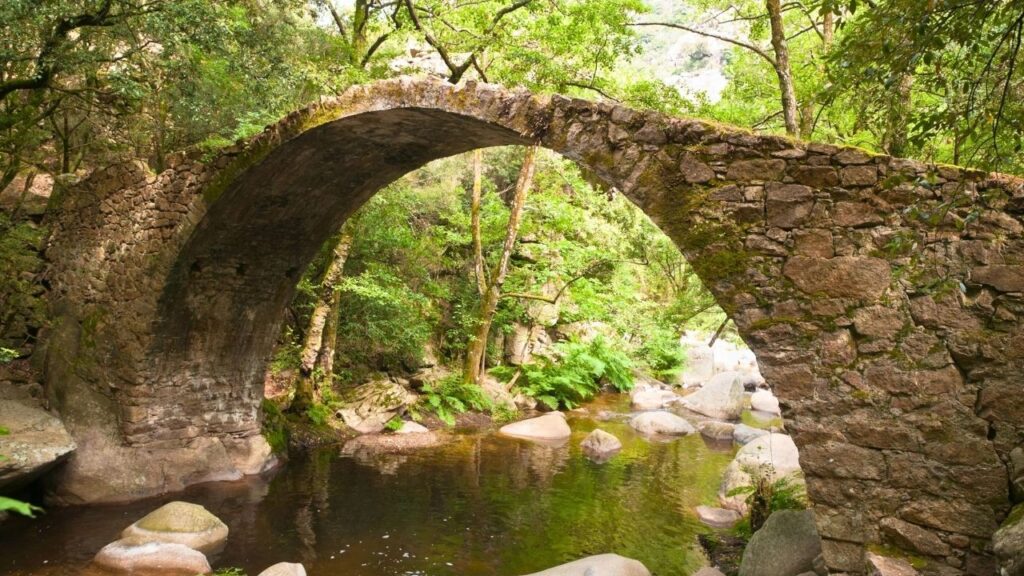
[630,21,775,65]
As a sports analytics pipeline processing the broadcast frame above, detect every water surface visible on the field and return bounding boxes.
[0,395,737,576]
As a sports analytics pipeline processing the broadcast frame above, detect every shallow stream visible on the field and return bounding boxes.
[0,394,748,576]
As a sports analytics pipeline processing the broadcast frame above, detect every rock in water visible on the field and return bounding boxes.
[336,379,417,434]
[733,433,801,475]
[93,539,211,575]
[258,562,308,576]
[580,429,622,462]
[694,568,727,576]
[681,343,714,387]
[733,424,769,446]
[749,389,781,415]
[121,501,229,554]
[630,387,679,411]
[698,421,736,441]
[680,372,744,420]
[499,413,571,442]
[696,505,742,529]
[521,553,651,576]
[0,400,76,492]
[738,510,822,576]
[629,411,695,436]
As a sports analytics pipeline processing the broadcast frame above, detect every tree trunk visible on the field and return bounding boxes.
[882,73,914,157]
[292,230,354,411]
[766,0,800,137]
[463,146,537,385]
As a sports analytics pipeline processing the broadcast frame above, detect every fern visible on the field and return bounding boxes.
[419,375,492,426]
[515,337,634,409]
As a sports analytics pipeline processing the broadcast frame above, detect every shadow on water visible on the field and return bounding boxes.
[0,394,737,576]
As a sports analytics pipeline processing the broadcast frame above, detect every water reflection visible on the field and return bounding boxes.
[0,395,736,576]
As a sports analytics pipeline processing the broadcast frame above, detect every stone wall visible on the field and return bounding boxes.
[42,76,1023,573]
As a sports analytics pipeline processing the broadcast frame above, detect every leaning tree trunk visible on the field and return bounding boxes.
[766,0,800,137]
[292,230,354,411]
[463,146,537,385]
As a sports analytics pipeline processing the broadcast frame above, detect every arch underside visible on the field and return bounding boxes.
[42,77,1024,575]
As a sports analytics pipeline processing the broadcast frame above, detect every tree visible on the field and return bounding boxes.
[633,0,831,137]
[463,146,537,385]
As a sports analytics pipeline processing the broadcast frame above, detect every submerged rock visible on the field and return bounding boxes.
[698,421,736,441]
[500,413,571,442]
[580,429,622,462]
[92,538,211,575]
[680,372,744,420]
[522,553,651,576]
[120,501,229,554]
[629,411,694,436]
[733,424,769,446]
[630,387,678,411]
[696,505,741,529]
[738,510,822,576]
[258,562,308,576]
[0,400,76,492]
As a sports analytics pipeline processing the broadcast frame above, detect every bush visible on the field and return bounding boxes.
[638,327,687,381]
[512,337,634,410]
[417,374,492,426]
[728,463,808,535]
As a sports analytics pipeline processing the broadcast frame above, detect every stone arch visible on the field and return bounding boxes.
[43,77,1023,573]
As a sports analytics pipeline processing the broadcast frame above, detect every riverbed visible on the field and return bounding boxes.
[0,394,746,576]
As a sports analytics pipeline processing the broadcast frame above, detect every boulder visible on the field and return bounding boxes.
[480,374,517,412]
[994,504,1024,576]
[630,387,678,411]
[500,413,571,442]
[680,372,745,420]
[522,553,651,576]
[258,562,308,576]
[750,390,780,415]
[1011,446,1024,502]
[734,433,801,476]
[394,421,430,434]
[681,343,714,387]
[580,429,622,462]
[698,421,736,442]
[121,501,229,554]
[629,411,695,436]
[93,538,211,575]
[336,379,418,434]
[867,553,920,576]
[696,505,741,529]
[694,568,726,576]
[738,510,822,576]
[733,424,769,446]
[0,400,76,492]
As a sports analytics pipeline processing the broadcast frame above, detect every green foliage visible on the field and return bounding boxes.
[207,569,247,576]
[260,399,289,454]
[728,464,808,534]
[512,337,633,410]
[0,496,43,518]
[385,415,405,432]
[0,348,18,364]
[418,374,492,426]
[637,328,687,381]
[305,403,332,428]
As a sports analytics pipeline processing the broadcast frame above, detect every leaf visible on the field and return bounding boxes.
[0,496,43,518]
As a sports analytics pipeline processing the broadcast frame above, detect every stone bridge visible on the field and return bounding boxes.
[42,76,1023,574]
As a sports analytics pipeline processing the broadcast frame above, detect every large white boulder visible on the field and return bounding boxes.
[630,387,678,411]
[121,501,229,554]
[681,343,715,387]
[336,379,418,434]
[680,372,745,420]
[522,554,651,576]
[500,413,571,442]
[629,411,695,436]
[750,390,781,415]
[0,400,76,492]
[719,433,802,512]
[93,539,211,575]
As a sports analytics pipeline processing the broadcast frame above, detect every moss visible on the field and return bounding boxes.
[1004,503,1024,528]
[867,544,929,570]
[260,398,289,455]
